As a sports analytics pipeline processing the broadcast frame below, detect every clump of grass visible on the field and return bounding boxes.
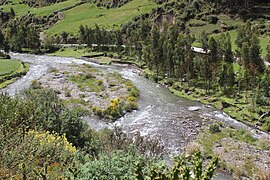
[69,73,105,92]
[64,87,71,97]
[49,67,59,73]
[209,123,221,133]
[185,142,202,155]
[31,80,42,89]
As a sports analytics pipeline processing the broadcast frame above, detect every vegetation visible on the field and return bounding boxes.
[1,0,270,178]
[75,20,270,131]
[0,59,29,88]
[0,59,21,76]
[49,47,103,58]
[0,0,79,16]
[0,88,218,179]
[46,0,157,35]
[198,124,270,178]
[21,0,66,7]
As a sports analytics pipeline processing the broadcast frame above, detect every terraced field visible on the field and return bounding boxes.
[0,0,80,16]
[46,0,158,35]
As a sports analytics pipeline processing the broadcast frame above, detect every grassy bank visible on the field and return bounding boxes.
[49,47,113,64]
[167,81,269,131]
[0,59,29,89]
[49,47,102,58]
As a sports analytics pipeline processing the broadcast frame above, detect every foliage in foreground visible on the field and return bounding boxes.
[78,150,218,180]
[0,88,218,179]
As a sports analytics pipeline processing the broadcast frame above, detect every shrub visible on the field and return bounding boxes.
[83,73,94,80]
[128,87,139,98]
[207,15,219,24]
[31,80,41,89]
[209,123,221,133]
[1,130,77,179]
[96,79,103,86]
[92,106,104,117]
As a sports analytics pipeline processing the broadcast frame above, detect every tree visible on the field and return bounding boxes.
[10,7,15,18]
[224,33,234,63]
[60,31,69,44]
[78,25,86,44]
[249,33,264,74]
[0,30,5,50]
[9,34,22,52]
[174,34,185,78]
[200,31,208,52]
[150,25,160,82]
[265,44,270,62]
[115,30,122,53]
[28,27,41,51]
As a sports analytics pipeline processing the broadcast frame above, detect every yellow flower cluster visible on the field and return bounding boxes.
[27,130,76,153]
[127,96,135,102]
[109,98,120,108]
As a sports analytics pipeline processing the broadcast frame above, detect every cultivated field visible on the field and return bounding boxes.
[46,0,158,35]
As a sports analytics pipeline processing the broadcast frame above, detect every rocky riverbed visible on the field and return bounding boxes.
[37,63,138,120]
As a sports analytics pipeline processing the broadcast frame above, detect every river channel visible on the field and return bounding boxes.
[2,53,269,179]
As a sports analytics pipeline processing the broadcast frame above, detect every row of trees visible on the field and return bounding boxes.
[78,25,123,52]
[0,23,41,53]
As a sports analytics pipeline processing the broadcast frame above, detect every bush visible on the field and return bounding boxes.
[92,106,104,117]
[1,130,77,179]
[96,79,103,86]
[128,87,139,98]
[207,15,219,24]
[209,123,221,133]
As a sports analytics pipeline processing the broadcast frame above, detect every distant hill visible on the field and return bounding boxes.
[0,0,269,54]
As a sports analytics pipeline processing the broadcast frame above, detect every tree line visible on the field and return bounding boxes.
[0,24,41,54]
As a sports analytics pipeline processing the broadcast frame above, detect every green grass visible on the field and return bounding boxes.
[49,48,112,64]
[46,0,157,35]
[94,56,113,65]
[69,74,106,92]
[0,0,80,16]
[0,59,21,76]
[49,47,102,58]
[0,59,29,89]
[224,30,269,56]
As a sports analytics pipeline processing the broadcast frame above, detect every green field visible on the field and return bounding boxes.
[0,59,29,89]
[215,30,269,56]
[0,59,21,76]
[0,0,80,16]
[46,0,157,35]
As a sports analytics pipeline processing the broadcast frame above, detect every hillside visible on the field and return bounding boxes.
[46,0,158,35]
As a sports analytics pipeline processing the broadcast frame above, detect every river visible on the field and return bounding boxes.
[2,53,269,179]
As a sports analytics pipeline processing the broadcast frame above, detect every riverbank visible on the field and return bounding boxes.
[160,78,270,132]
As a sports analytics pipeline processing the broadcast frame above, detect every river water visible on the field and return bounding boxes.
[2,53,269,179]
